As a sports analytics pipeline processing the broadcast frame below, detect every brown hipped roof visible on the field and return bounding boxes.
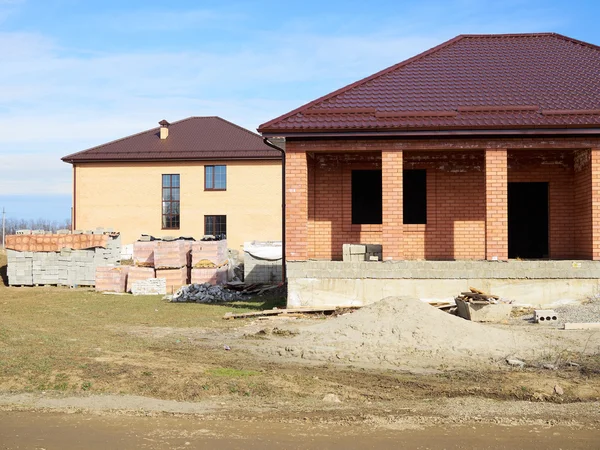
[62,116,281,163]
[258,33,600,135]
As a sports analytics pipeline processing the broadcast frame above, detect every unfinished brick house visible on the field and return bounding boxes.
[259,33,600,307]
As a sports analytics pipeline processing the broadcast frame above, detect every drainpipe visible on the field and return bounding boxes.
[262,137,286,282]
[72,164,77,231]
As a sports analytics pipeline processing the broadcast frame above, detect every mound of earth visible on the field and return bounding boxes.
[259,297,545,370]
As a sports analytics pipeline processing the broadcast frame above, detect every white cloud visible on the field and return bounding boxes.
[0,1,569,196]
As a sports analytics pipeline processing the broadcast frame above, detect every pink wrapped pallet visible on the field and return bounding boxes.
[126,266,155,292]
[191,240,228,267]
[154,241,190,269]
[190,265,228,285]
[95,266,129,293]
[133,241,155,267]
[156,267,189,293]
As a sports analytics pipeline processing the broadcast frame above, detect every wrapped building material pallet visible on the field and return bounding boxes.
[96,266,130,293]
[190,266,228,285]
[126,267,156,293]
[156,267,189,294]
[154,241,191,269]
[191,240,227,267]
[133,241,155,267]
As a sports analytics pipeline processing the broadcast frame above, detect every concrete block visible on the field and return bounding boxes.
[534,309,559,324]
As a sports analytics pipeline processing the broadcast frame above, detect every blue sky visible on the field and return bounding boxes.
[0,0,599,221]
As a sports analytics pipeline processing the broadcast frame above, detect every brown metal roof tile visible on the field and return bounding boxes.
[63,117,281,163]
[258,33,600,134]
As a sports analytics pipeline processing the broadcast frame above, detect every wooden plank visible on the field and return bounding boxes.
[564,322,600,330]
[224,306,347,320]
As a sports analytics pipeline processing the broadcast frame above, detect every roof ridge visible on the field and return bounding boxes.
[257,35,466,132]
[61,116,200,161]
[459,32,600,51]
[211,116,270,142]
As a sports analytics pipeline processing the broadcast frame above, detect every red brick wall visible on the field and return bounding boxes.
[307,151,487,260]
[574,149,592,259]
[287,139,596,261]
[285,148,308,260]
[508,151,574,259]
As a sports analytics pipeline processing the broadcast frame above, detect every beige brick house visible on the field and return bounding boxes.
[62,117,282,250]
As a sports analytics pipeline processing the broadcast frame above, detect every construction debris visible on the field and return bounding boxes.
[455,287,500,303]
[170,283,247,303]
[455,287,512,322]
[223,306,356,320]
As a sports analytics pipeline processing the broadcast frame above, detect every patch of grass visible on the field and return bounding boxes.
[207,367,259,378]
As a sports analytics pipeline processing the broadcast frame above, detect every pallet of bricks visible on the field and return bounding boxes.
[125,238,194,295]
[191,240,228,285]
[5,229,121,287]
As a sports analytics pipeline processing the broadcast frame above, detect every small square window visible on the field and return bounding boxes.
[205,165,226,190]
[204,215,226,238]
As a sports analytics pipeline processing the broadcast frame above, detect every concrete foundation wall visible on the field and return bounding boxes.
[287,261,600,307]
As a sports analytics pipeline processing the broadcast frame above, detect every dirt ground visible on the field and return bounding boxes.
[1,249,600,435]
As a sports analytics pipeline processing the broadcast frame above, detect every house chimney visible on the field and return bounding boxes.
[159,120,170,139]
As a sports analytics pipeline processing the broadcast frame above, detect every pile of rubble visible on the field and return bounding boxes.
[169,283,247,303]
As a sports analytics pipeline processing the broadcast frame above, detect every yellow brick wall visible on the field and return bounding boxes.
[74,160,282,251]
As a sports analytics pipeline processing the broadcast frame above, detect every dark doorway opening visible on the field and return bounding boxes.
[508,182,549,259]
[352,170,382,224]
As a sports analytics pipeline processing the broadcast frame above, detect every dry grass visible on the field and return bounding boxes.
[1,249,599,410]
[0,250,289,400]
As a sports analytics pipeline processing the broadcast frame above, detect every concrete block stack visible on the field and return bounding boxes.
[95,266,130,292]
[191,240,229,285]
[6,250,34,285]
[342,244,383,262]
[6,230,121,287]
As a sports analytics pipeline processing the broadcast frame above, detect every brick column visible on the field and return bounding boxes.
[485,149,508,260]
[286,148,309,260]
[382,150,403,260]
[591,149,600,260]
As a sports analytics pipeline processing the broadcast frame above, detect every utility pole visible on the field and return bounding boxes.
[1,207,5,249]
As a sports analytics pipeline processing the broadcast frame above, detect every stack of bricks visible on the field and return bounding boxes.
[126,266,156,293]
[191,240,229,285]
[128,239,194,294]
[95,266,130,292]
[6,229,121,287]
[154,240,192,294]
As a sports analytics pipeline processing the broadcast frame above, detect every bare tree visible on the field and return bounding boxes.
[4,218,71,235]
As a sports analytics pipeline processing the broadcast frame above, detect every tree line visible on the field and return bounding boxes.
[2,218,71,235]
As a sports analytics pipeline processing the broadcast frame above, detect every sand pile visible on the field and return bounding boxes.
[260,297,544,370]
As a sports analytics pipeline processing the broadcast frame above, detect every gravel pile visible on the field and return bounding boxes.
[554,301,600,325]
[513,301,600,326]
[170,283,246,303]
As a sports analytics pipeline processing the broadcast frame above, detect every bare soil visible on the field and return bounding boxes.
[1,249,600,431]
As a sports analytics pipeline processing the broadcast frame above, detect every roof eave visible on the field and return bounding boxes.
[261,127,600,139]
[61,155,282,164]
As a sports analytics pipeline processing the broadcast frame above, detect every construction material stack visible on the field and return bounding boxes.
[191,240,228,285]
[154,240,192,294]
[6,229,121,287]
[95,266,130,292]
